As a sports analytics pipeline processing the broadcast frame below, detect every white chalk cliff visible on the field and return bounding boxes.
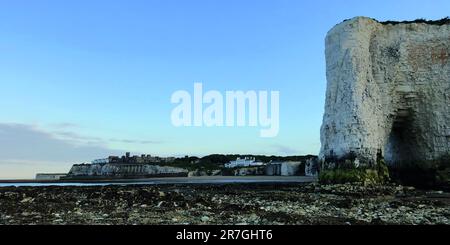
[320,17,450,166]
[68,163,188,177]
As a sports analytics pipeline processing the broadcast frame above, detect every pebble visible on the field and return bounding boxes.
[1,183,448,225]
[20,197,34,203]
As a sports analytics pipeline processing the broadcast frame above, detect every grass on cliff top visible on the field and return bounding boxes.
[380,17,450,25]
[342,17,450,26]
[161,154,315,172]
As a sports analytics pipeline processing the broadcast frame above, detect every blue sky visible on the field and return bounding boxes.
[0,0,449,178]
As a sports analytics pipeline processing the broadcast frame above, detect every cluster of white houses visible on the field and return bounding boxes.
[224,157,264,168]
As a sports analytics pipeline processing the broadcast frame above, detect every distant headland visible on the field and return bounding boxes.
[34,152,318,181]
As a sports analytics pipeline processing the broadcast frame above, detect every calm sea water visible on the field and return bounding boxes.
[0,176,315,187]
[0,182,128,187]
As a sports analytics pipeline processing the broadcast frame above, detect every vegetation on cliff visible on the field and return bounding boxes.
[319,158,390,186]
[342,17,450,26]
[162,154,315,173]
[380,17,450,26]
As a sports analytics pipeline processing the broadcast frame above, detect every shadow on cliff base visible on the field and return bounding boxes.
[389,156,450,191]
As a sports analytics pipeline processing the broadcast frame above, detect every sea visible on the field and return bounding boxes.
[0,176,316,187]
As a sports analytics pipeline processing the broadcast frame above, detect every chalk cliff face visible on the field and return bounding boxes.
[320,17,450,167]
[67,163,188,178]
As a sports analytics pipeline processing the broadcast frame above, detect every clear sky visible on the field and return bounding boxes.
[1,0,449,178]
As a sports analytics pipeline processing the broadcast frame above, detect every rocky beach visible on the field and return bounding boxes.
[0,183,449,225]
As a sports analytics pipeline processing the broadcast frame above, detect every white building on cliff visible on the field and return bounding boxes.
[225,157,264,168]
